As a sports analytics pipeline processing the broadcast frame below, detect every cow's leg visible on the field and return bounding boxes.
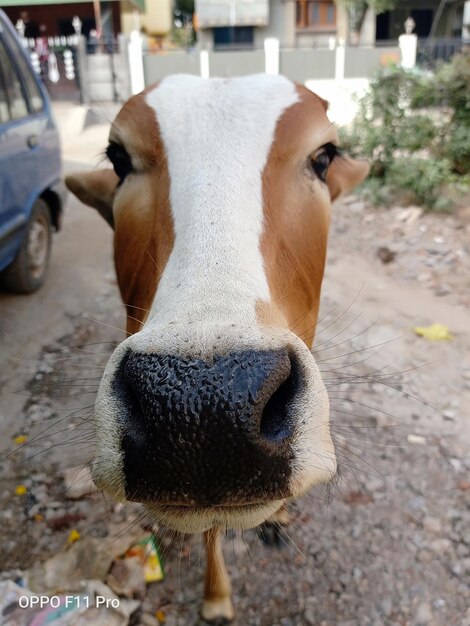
[200,526,234,625]
[258,504,291,547]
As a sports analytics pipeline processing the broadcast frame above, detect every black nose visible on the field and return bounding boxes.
[115,349,300,505]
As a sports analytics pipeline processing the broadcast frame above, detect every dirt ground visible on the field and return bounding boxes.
[0,109,469,626]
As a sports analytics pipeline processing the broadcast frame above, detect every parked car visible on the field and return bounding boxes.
[0,9,65,293]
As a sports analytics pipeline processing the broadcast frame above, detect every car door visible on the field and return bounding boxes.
[0,18,49,270]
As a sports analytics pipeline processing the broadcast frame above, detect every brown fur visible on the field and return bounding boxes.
[259,86,368,347]
[65,81,369,624]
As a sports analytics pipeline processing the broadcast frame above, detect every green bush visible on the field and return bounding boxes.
[388,157,454,209]
[342,53,470,209]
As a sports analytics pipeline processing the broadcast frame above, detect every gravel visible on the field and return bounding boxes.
[0,198,469,625]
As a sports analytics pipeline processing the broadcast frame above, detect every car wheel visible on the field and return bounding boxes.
[1,198,52,294]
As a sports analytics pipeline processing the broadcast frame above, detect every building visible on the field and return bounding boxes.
[1,0,172,41]
[2,1,121,40]
[195,0,469,50]
[195,0,347,49]
[376,0,468,41]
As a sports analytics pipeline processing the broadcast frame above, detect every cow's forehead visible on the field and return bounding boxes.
[146,72,298,112]
[144,74,299,162]
[112,75,331,159]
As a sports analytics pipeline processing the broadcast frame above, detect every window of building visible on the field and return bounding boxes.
[297,0,336,29]
[213,26,254,49]
[327,3,335,24]
[310,3,320,24]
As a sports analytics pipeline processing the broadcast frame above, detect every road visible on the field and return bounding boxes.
[0,103,469,626]
[0,103,120,442]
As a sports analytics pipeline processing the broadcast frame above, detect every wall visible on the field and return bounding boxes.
[208,49,265,75]
[143,45,400,85]
[279,49,336,82]
[344,45,400,78]
[143,50,201,84]
[253,0,296,48]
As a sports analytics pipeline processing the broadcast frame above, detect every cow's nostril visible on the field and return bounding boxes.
[259,356,300,444]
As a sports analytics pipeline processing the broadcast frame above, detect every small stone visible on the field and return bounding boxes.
[380,597,393,616]
[417,549,433,563]
[430,538,451,554]
[408,496,426,512]
[107,556,147,599]
[141,613,160,626]
[397,206,423,224]
[417,272,432,282]
[415,601,433,624]
[63,465,98,499]
[351,524,362,538]
[303,607,316,625]
[376,246,396,264]
[449,458,463,472]
[364,476,385,492]
[348,201,365,212]
[434,285,451,297]
[451,562,462,576]
[442,410,456,421]
[423,517,442,534]
[456,543,470,558]
[407,434,427,445]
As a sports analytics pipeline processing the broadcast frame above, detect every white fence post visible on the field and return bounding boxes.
[399,33,418,69]
[128,30,145,94]
[463,0,470,39]
[264,37,279,75]
[335,45,345,81]
[200,50,210,79]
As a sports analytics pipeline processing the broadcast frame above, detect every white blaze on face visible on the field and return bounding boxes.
[92,75,336,515]
[145,74,299,328]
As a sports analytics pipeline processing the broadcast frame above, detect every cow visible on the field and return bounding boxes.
[65,74,368,624]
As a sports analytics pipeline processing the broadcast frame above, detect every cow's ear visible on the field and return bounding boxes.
[326,155,369,202]
[65,169,118,228]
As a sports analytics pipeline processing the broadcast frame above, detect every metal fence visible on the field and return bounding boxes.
[417,38,470,68]
[22,35,81,101]
[79,36,129,103]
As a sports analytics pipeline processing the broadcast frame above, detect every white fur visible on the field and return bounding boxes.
[144,74,298,328]
[147,500,284,533]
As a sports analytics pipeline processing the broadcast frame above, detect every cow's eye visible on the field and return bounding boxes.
[106,142,133,182]
[310,143,338,182]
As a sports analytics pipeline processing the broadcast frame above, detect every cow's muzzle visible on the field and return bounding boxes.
[112,348,301,505]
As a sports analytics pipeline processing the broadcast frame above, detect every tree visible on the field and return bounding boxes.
[173,0,195,46]
[175,0,194,19]
[336,0,398,45]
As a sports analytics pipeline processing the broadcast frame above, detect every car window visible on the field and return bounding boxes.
[2,26,44,113]
[0,54,10,123]
[0,36,28,121]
